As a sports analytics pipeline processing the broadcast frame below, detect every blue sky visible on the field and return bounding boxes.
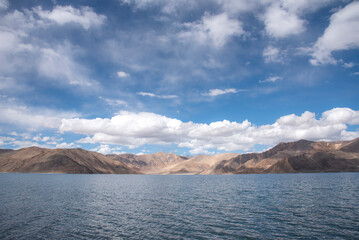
[0,0,359,155]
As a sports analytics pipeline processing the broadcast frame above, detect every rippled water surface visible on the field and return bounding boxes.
[1,173,359,239]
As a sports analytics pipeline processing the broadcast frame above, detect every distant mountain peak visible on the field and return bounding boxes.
[0,147,138,174]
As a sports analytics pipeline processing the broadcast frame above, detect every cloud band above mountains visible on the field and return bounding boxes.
[60,107,359,154]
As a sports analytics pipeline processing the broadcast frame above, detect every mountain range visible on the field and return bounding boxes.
[1,138,359,174]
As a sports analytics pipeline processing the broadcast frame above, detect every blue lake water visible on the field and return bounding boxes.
[1,173,358,239]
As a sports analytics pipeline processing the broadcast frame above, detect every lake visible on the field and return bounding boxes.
[1,173,358,239]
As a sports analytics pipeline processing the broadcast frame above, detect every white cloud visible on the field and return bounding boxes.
[353,72,359,76]
[179,12,244,48]
[202,88,239,97]
[202,58,223,69]
[33,135,48,142]
[137,92,156,97]
[0,76,25,92]
[343,62,356,68]
[321,107,359,125]
[91,144,122,155]
[34,5,106,30]
[0,8,97,88]
[263,46,282,63]
[0,131,67,148]
[38,46,97,87]
[10,141,46,149]
[123,0,330,36]
[310,1,359,65]
[0,136,15,146]
[60,111,187,148]
[121,0,198,15]
[263,4,305,38]
[259,76,282,83]
[0,103,78,131]
[278,0,332,14]
[261,0,332,39]
[0,31,19,53]
[0,13,34,73]
[0,133,57,149]
[95,145,112,154]
[137,92,178,99]
[55,142,79,149]
[14,132,31,140]
[59,108,359,154]
[32,134,63,143]
[217,0,257,16]
[100,97,127,107]
[0,0,8,10]
[117,71,130,78]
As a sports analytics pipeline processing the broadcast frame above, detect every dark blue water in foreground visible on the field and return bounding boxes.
[1,173,358,239]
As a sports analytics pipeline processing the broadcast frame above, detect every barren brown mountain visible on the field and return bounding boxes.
[107,151,189,173]
[147,153,240,174]
[109,138,359,174]
[1,138,359,174]
[0,147,137,174]
[212,138,359,174]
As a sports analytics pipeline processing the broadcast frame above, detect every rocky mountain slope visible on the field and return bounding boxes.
[211,138,359,174]
[148,153,240,174]
[0,147,138,174]
[107,151,189,173]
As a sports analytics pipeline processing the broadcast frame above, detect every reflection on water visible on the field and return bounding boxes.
[1,173,358,239]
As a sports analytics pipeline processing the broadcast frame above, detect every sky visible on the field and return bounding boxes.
[0,0,359,155]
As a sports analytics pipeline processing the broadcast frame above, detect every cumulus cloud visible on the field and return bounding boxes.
[93,144,112,154]
[34,5,106,30]
[202,88,240,97]
[263,4,305,38]
[137,92,178,99]
[261,0,334,38]
[92,144,123,154]
[59,108,359,154]
[259,76,282,83]
[310,1,359,65]
[179,12,244,48]
[117,71,130,78]
[61,111,186,148]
